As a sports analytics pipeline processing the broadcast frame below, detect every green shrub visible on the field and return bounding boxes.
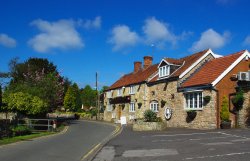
[11,125,31,136]
[143,110,157,122]
[232,89,244,111]
[220,96,230,122]
[90,108,98,117]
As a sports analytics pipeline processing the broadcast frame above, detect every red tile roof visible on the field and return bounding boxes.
[149,49,210,83]
[181,50,245,88]
[108,64,158,90]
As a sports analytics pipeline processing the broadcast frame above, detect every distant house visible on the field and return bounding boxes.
[104,56,158,123]
[104,49,250,129]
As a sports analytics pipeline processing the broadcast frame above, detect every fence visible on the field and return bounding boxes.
[17,119,57,132]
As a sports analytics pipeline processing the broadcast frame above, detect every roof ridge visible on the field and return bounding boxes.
[211,50,246,61]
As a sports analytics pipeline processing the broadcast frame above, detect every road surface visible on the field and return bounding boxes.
[0,120,115,161]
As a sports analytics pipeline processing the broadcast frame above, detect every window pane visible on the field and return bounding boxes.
[194,93,197,108]
[199,93,202,108]
[190,94,193,109]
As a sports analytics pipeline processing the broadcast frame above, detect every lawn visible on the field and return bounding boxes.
[0,124,65,146]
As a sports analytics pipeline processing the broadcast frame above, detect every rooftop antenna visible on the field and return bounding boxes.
[151,43,155,61]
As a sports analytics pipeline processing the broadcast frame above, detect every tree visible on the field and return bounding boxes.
[3,92,48,115]
[0,84,2,109]
[81,85,97,109]
[100,86,109,94]
[64,83,82,112]
[3,58,65,115]
[9,58,57,84]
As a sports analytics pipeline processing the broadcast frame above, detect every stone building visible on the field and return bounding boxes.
[104,49,250,129]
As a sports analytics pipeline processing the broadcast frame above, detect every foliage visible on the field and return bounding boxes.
[143,110,157,122]
[203,96,211,103]
[63,83,82,112]
[3,58,65,115]
[89,108,98,117]
[3,92,48,115]
[220,96,230,122]
[81,85,97,109]
[9,57,57,84]
[11,125,32,136]
[232,89,244,111]
[100,86,109,94]
[0,84,2,109]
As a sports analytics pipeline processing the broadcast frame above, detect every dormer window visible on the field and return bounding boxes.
[159,65,170,77]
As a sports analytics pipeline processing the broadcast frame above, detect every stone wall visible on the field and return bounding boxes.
[238,91,250,128]
[149,81,217,129]
[104,83,150,123]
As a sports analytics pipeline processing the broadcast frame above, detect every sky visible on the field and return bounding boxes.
[1,0,250,89]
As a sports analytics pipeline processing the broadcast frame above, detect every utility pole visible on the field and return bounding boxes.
[96,72,100,120]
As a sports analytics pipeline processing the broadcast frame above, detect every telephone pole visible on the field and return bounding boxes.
[96,72,100,120]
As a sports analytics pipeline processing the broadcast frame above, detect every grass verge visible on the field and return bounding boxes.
[0,124,66,146]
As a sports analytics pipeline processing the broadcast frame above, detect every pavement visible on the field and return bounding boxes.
[0,120,116,161]
[93,126,250,161]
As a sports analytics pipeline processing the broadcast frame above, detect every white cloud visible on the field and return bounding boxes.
[143,17,178,47]
[28,19,84,53]
[0,33,16,48]
[78,16,102,29]
[190,29,230,52]
[243,35,250,46]
[108,25,140,51]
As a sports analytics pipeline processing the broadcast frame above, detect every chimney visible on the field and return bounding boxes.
[134,61,142,73]
[143,56,153,69]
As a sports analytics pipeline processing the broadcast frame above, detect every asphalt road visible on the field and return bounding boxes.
[0,120,115,161]
[94,126,250,161]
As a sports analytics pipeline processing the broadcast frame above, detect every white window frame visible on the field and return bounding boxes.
[107,100,112,111]
[117,88,122,96]
[184,91,203,110]
[159,65,170,77]
[150,101,159,112]
[129,102,135,112]
[107,91,112,98]
[129,86,136,95]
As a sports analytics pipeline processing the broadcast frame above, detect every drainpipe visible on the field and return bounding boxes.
[213,88,220,129]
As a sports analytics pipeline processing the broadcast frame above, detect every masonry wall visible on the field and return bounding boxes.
[149,81,217,129]
[104,83,150,123]
[238,90,250,128]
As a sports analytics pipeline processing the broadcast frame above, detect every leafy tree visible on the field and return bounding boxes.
[81,85,97,109]
[3,58,65,115]
[0,84,2,109]
[100,86,109,94]
[3,92,48,115]
[64,83,82,112]
[9,58,57,84]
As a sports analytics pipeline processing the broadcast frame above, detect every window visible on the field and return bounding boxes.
[129,102,135,112]
[107,91,112,98]
[159,65,170,77]
[107,100,112,111]
[184,92,203,110]
[117,88,122,96]
[129,86,136,94]
[150,101,159,112]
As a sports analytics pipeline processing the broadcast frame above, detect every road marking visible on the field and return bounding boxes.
[81,122,122,161]
[218,132,248,139]
[183,152,250,160]
[122,149,178,157]
[202,142,233,146]
[150,132,220,137]
[92,146,115,161]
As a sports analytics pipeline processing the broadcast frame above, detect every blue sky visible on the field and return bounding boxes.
[1,0,250,88]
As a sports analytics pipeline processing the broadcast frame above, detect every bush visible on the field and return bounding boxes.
[89,108,98,117]
[144,110,157,122]
[11,125,31,136]
[220,96,230,122]
[232,89,244,111]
